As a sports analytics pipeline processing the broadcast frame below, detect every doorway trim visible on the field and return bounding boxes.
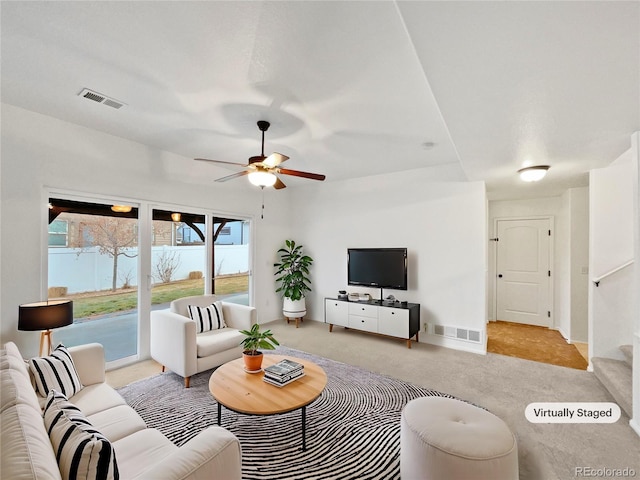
[491,215,555,329]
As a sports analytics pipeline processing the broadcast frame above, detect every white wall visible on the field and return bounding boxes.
[568,188,590,343]
[0,104,289,357]
[288,169,488,354]
[589,149,636,360]
[631,132,640,437]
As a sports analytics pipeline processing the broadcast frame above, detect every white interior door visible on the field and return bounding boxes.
[496,218,551,327]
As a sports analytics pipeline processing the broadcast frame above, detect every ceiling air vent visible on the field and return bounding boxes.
[78,88,126,109]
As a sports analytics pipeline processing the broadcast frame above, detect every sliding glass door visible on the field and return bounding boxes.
[150,209,206,308]
[47,197,252,366]
[48,198,139,362]
[212,216,250,305]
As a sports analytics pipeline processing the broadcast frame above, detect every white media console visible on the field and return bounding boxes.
[324,297,420,348]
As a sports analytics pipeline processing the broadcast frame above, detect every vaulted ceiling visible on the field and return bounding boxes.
[2,1,638,200]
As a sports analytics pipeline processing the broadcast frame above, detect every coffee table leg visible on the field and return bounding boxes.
[217,402,222,426]
[301,406,307,451]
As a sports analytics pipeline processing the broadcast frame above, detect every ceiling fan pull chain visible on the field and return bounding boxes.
[261,186,265,219]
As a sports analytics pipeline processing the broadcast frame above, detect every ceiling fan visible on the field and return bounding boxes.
[195,120,325,189]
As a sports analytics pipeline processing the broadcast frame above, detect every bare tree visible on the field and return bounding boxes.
[154,250,181,284]
[215,258,225,277]
[119,268,134,289]
[82,217,138,291]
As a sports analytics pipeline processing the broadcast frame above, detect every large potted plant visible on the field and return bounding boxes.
[239,323,279,372]
[274,239,314,320]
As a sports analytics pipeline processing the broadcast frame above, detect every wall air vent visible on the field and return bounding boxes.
[429,323,483,344]
[78,88,126,109]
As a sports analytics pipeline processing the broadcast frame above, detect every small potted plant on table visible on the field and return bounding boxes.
[239,323,279,372]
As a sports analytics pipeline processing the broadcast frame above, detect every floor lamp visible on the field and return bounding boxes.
[18,300,73,356]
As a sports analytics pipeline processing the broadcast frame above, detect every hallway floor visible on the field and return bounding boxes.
[487,320,588,370]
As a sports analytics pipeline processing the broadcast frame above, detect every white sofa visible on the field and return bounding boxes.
[150,295,257,387]
[1,341,242,480]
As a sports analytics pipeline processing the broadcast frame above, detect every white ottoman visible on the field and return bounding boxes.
[400,397,518,480]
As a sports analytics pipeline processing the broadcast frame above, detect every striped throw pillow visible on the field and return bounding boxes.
[29,344,83,398]
[187,301,226,333]
[44,390,119,480]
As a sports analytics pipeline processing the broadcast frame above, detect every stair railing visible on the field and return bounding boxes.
[592,259,635,287]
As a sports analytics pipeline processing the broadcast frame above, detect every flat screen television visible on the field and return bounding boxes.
[347,248,408,290]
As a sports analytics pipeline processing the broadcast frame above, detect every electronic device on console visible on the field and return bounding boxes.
[348,293,371,302]
[347,247,408,302]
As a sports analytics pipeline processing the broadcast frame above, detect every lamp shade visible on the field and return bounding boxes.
[18,300,73,331]
[248,170,277,187]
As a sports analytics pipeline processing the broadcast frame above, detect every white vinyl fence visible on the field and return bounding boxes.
[49,245,248,294]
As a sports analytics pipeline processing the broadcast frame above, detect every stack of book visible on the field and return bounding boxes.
[263,359,305,387]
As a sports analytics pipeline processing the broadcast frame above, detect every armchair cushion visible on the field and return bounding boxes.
[171,294,220,317]
[196,329,244,358]
[188,302,226,333]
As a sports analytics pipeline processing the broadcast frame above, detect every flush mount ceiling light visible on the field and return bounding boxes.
[248,170,277,187]
[518,165,550,182]
[111,205,132,213]
[171,212,181,222]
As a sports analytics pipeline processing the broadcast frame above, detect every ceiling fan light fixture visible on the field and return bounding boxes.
[111,204,132,213]
[518,165,550,182]
[248,170,277,187]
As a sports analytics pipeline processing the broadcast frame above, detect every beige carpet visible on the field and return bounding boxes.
[110,319,640,480]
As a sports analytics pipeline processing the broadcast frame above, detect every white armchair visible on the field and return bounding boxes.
[150,295,257,387]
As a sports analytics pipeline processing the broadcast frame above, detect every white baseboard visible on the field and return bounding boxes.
[556,327,570,342]
[422,334,487,355]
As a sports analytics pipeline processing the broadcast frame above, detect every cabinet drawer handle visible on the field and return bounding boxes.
[391,312,395,315]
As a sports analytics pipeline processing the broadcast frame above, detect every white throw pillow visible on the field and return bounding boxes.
[187,301,226,333]
[44,390,119,480]
[29,344,83,398]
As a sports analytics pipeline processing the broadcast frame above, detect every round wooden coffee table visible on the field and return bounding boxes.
[209,354,327,451]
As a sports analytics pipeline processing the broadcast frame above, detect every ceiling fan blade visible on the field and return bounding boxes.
[274,176,287,190]
[277,168,326,181]
[195,158,248,167]
[263,153,289,168]
[215,170,249,182]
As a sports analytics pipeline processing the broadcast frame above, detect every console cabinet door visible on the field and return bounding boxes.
[378,307,409,338]
[325,299,348,327]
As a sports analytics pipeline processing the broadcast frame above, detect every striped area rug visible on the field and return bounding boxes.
[117,347,457,480]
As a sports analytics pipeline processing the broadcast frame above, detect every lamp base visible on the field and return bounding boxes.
[39,330,53,357]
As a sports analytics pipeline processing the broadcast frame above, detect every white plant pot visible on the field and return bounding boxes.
[283,297,306,318]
